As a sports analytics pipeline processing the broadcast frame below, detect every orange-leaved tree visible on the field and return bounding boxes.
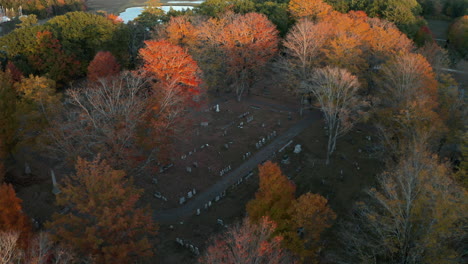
[165,16,198,48]
[221,12,279,101]
[247,161,296,226]
[0,184,31,248]
[45,156,158,263]
[139,40,203,156]
[288,0,333,21]
[201,216,296,264]
[87,51,121,82]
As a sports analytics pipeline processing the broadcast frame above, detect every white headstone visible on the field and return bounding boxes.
[179,197,186,204]
[196,209,200,215]
[192,188,196,195]
[294,144,302,154]
[187,191,193,198]
[215,104,220,112]
[186,167,192,173]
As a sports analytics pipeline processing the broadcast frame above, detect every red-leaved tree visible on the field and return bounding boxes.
[87,51,121,82]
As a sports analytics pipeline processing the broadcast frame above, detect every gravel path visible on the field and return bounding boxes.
[154,109,319,223]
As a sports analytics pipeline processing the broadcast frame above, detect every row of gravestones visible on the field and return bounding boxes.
[179,188,197,205]
[175,238,200,255]
[255,131,277,149]
[192,189,227,216]
[219,165,231,176]
[238,111,250,119]
[242,152,252,160]
[181,144,210,160]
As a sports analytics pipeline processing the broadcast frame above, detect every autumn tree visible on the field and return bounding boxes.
[288,0,333,21]
[200,216,296,264]
[0,71,17,182]
[15,75,60,144]
[221,12,279,101]
[246,162,336,262]
[164,16,198,48]
[43,72,150,171]
[374,52,441,155]
[285,193,336,261]
[282,19,331,114]
[0,184,31,248]
[304,67,367,164]
[448,15,468,58]
[45,156,158,264]
[246,161,296,225]
[139,40,203,152]
[87,51,121,82]
[338,149,467,264]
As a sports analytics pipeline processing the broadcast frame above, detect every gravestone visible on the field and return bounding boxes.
[186,167,192,173]
[187,191,193,199]
[179,197,186,204]
[51,170,61,195]
[154,192,162,199]
[200,122,209,127]
[193,188,196,195]
[215,104,220,112]
[208,201,212,207]
[25,163,31,175]
[196,209,200,215]
[281,155,290,164]
[217,219,224,225]
[224,144,229,150]
[193,162,198,168]
[152,177,158,184]
[215,196,219,202]
[294,144,302,154]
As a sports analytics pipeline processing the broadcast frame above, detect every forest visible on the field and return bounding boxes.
[0,0,467,263]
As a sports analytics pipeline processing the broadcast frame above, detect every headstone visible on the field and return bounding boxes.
[187,191,193,199]
[193,162,198,168]
[51,170,61,195]
[24,163,31,175]
[154,192,162,199]
[262,123,265,128]
[294,144,302,154]
[277,119,281,126]
[262,138,266,144]
[281,155,290,164]
[196,209,200,215]
[186,167,192,173]
[204,203,208,209]
[194,247,200,255]
[217,219,224,225]
[179,197,186,204]
[224,144,229,150]
[190,245,195,252]
[193,188,196,195]
[201,121,209,127]
[208,201,212,207]
[161,196,168,202]
[215,104,220,112]
[152,177,158,184]
[215,196,220,202]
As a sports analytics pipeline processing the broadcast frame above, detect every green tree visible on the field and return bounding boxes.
[45,156,158,263]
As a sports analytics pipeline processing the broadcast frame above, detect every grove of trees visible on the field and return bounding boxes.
[0,0,466,263]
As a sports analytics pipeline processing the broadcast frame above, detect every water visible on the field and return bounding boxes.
[119,4,200,23]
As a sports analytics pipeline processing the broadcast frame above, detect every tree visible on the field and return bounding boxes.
[378,52,437,108]
[0,231,20,264]
[45,156,158,264]
[288,0,333,21]
[286,193,336,261]
[338,149,467,264]
[246,161,296,225]
[0,184,31,248]
[28,30,81,84]
[448,15,468,59]
[17,14,38,28]
[305,67,367,164]
[282,19,331,114]
[43,72,150,171]
[221,12,279,101]
[200,216,296,264]
[87,51,120,82]
[164,16,198,48]
[0,71,17,183]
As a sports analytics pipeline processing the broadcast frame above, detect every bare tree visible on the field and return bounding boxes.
[305,67,367,164]
[283,19,331,115]
[200,217,296,264]
[0,231,20,264]
[337,148,467,264]
[43,71,153,173]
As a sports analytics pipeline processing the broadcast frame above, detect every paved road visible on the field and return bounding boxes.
[154,110,319,223]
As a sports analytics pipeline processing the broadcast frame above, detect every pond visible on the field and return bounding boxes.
[119,1,204,23]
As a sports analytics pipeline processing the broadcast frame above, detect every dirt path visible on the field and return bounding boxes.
[154,108,319,223]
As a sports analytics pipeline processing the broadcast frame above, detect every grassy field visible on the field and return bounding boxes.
[86,0,202,14]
